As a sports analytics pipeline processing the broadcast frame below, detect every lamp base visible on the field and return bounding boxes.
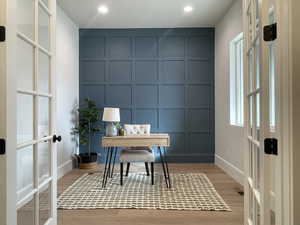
[106,122,118,136]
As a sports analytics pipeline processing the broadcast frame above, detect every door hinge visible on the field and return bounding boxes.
[0,139,5,155]
[0,26,5,42]
[264,138,278,155]
[263,23,277,42]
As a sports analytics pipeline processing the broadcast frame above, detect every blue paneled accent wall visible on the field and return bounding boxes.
[79,28,215,163]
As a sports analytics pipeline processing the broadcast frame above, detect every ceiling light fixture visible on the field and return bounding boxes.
[98,5,109,14]
[184,5,193,13]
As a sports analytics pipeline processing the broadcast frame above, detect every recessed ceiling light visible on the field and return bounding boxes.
[184,5,193,13]
[98,5,109,14]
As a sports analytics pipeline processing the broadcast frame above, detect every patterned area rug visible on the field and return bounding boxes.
[58,172,231,211]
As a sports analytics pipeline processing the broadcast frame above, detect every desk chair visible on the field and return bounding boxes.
[119,124,154,185]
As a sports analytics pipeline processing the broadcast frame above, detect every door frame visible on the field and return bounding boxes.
[266,0,294,224]
[243,0,293,225]
[0,0,17,224]
[277,0,294,224]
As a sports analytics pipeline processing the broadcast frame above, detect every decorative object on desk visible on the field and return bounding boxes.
[115,122,125,136]
[118,127,126,136]
[102,107,120,136]
[71,99,101,169]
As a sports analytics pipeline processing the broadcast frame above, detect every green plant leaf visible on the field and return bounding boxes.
[71,99,102,155]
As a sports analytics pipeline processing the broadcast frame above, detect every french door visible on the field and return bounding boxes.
[0,0,57,225]
[243,0,287,224]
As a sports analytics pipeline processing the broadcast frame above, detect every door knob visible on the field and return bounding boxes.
[53,135,62,143]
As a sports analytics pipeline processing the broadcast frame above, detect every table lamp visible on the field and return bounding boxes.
[102,107,120,136]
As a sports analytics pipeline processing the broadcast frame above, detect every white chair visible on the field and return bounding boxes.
[119,124,154,185]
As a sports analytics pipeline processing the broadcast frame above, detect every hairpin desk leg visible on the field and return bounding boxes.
[163,147,171,188]
[110,147,118,178]
[159,146,169,188]
[102,147,110,188]
[104,147,114,187]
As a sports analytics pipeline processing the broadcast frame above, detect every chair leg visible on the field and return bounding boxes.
[145,162,150,176]
[125,162,130,176]
[120,162,123,186]
[151,162,154,185]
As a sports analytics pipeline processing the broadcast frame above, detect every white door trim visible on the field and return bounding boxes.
[267,0,294,224]
[278,0,293,224]
[0,0,17,224]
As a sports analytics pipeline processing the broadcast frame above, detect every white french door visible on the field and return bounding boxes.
[0,0,57,225]
[244,0,264,224]
[244,0,286,224]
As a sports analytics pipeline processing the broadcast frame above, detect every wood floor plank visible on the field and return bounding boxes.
[58,163,244,225]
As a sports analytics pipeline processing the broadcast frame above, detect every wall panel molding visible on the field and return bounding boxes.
[80,28,215,163]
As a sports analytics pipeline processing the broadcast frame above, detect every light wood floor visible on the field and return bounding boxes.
[58,163,244,225]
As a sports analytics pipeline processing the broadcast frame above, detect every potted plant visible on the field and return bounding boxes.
[72,99,102,169]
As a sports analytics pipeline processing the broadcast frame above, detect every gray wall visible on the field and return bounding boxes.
[79,28,215,162]
[215,0,244,184]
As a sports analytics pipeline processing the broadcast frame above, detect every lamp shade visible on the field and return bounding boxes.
[102,107,120,122]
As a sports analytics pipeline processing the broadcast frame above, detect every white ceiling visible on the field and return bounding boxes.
[58,0,235,28]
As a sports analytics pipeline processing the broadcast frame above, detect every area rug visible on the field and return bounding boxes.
[57,172,231,211]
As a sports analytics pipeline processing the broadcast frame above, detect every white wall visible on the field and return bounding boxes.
[215,0,244,185]
[56,6,79,179]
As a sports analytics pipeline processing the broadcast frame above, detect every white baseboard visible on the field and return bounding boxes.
[215,154,244,185]
[58,159,73,180]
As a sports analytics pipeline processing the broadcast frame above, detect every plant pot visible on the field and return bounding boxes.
[78,152,98,170]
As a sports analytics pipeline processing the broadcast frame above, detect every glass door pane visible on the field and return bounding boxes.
[38,6,50,50]
[17,196,35,225]
[17,0,35,39]
[17,146,34,201]
[269,45,276,130]
[256,41,260,89]
[38,142,50,184]
[38,50,50,93]
[249,50,254,92]
[17,38,35,91]
[256,93,260,141]
[17,94,34,144]
[249,96,253,136]
[38,97,50,138]
[39,183,51,225]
